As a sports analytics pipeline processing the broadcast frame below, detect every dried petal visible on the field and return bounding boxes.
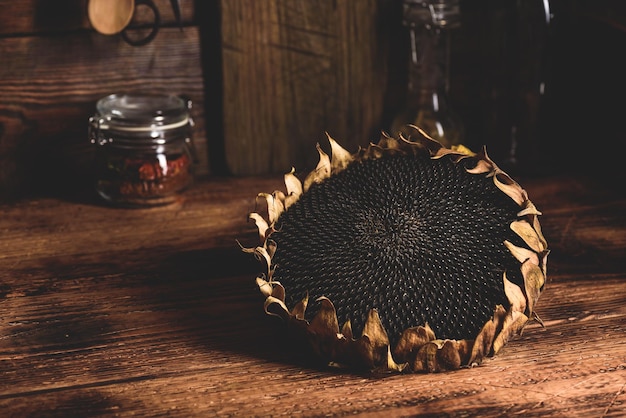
[504,272,527,314]
[284,168,303,208]
[263,295,290,319]
[248,213,269,241]
[327,133,353,171]
[493,311,529,354]
[394,325,436,362]
[511,220,547,253]
[257,192,284,225]
[521,259,546,314]
[256,277,273,297]
[504,240,540,265]
[493,172,526,206]
[303,144,331,191]
[291,294,308,320]
[341,320,354,340]
[309,297,340,336]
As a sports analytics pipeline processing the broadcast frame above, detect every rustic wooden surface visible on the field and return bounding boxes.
[0,173,624,417]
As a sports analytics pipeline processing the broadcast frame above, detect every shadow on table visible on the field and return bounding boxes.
[149,246,386,378]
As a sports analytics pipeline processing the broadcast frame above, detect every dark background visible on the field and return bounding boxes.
[0,0,624,200]
[450,0,626,180]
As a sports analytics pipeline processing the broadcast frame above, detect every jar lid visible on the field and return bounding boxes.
[95,93,191,133]
[403,0,461,29]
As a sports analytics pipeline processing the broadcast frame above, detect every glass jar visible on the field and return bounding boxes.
[89,93,195,206]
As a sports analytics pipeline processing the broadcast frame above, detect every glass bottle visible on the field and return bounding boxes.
[503,0,553,175]
[391,0,464,148]
[89,93,196,207]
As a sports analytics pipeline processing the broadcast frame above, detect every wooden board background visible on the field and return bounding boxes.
[220,0,399,176]
[0,0,209,198]
[1,0,625,197]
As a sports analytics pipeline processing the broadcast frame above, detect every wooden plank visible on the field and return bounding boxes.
[0,239,624,415]
[0,273,624,417]
[220,0,394,175]
[521,175,626,274]
[0,26,207,197]
[0,237,624,415]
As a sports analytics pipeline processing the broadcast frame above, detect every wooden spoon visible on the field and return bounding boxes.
[88,0,135,35]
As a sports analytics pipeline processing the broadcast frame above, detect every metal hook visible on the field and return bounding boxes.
[121,0,161,47]
[121,0,183,46]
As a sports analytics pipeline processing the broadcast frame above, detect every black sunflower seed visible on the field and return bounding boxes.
[270,153,525,346]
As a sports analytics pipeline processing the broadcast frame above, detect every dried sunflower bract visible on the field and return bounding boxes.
[243,125,548,373]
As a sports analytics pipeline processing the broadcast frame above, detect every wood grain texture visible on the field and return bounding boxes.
[220,0,394,175]
[0,174,624,417]
[0,0,207,198]
[0,28,207,197]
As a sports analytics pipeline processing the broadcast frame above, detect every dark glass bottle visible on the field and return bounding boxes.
[391,0,464,148]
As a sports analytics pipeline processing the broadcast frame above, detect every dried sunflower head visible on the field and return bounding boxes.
[243,125,548,373]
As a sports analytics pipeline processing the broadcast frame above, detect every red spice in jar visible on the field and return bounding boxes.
[90,94,196,206]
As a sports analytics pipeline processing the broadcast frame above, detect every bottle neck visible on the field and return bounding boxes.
[392,0,464,146]
[406,25,451,104]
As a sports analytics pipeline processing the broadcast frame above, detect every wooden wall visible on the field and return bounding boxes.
[0,0,209,199]
[0,0,624,199]
[0,0,402,198]
[219,0,400,176]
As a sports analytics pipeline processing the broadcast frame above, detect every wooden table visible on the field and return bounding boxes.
[1,174,624,417]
